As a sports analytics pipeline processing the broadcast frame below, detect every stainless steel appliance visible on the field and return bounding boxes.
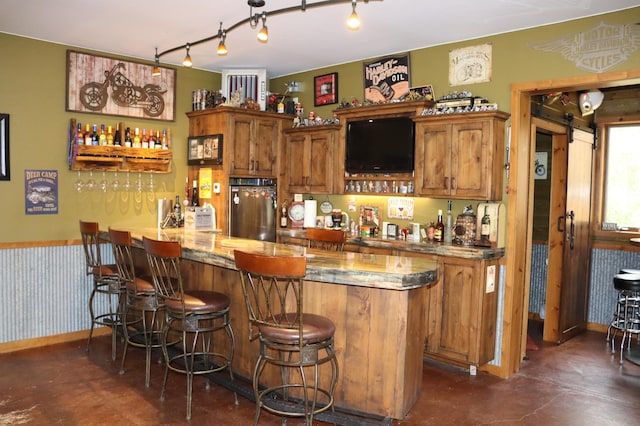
[229,178,277,241]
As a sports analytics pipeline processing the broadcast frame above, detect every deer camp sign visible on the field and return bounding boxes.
[363,54,410,103]
[66,50,176,121]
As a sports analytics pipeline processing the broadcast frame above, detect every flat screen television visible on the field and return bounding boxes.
[345,116,415,174]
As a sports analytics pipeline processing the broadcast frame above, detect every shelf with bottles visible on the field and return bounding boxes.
[344,173,415,195]
[67,118,173,173]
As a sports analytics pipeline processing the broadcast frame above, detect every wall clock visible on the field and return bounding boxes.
[288,201,305,228]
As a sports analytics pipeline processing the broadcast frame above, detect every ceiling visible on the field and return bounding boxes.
[1,0,638,77]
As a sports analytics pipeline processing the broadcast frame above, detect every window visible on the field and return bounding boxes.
[602,124,640,231]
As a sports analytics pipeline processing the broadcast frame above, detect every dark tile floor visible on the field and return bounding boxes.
[1,324,639,425]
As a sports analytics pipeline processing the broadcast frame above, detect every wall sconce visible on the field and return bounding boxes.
[579,90,604,116]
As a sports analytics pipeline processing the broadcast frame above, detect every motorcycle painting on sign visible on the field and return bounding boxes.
[66,50,176,121]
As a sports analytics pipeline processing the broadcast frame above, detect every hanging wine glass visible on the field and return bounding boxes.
[122,170,131,192]
[74,170,84,193]
[135,172,143,193]
[110,170,120,192]
[85,170,96,192]
[99,171,108,193]
[146,173,155,193]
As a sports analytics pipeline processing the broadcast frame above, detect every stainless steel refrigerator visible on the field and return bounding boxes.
[228,178,277,242]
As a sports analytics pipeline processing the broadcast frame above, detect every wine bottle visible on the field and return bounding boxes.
[481,206,491,243]
[91,124,99,146]
[84,124,92,145]
[76,123,84,146]
[113,126,121,146]
[141,128,149,149]
[161,129,168,149]
[444,200,453,244]
[132,128,141,148]
[98,124,107,145]
[434,210,444,243]
[191,180,199,207]
[173,195,182,221]
[280,204,288,228]
[106,125,114,145]
[124,127,132,148]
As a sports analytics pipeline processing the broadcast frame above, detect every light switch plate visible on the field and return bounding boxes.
[213,182,221,193]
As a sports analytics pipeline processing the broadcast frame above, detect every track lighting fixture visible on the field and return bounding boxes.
[257,12,268,42]
[152,48,161,76]
[152,0,379,73]
[347,0,360,30]
[182,43,192,67]
[217,22,228,55]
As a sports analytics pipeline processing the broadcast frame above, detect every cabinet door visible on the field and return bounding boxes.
[450,120,490,199]
[307,131,334,193]
[427,258,479,364]
[284,133,308,193]
[414,122,451,197]
[252,118,279,176]
[228,115,253,176]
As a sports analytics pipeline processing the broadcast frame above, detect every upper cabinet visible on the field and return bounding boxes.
[282,125,340,194]
[413,111,510,201]
[187,107,291,178]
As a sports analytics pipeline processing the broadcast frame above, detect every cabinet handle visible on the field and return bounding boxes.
[254,160,259,171]
[444,177,449,188]
[451,176,456,189]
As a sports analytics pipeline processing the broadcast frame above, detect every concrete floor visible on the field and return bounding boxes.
[1,325,639,425]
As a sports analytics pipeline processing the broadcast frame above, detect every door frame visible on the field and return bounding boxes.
[484,68,640,379]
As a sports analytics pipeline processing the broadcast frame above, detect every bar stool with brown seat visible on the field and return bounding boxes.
[143,236,237,420]
[306,227,346,252]
[79,220,124,361]
[233,249,339,425]
[109,228,166,388]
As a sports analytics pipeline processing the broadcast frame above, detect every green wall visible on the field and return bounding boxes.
[0,33,220,242]
[1,7,639,242]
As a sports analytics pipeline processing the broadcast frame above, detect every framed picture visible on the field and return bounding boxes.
[409,85,435,101]
[0,113,9,181]
[314,73,338,106]
[448,44,492,86]
[363,53,410,103]
[66,50,176,121]
[188,134,223,166]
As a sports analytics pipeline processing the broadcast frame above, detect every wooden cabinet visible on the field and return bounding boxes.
[282,126,340,194]
[413,111,510,200]
[401,251,499,368]
[228,114,283,177]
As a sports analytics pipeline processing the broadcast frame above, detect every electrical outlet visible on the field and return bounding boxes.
[213,182,221,194]
[486,265,496,293]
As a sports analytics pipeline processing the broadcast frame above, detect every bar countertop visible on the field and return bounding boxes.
[112,228,438,290]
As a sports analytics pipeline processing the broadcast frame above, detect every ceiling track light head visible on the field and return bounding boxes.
[247,0,265,7]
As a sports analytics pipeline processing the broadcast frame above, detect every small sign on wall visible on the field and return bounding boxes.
[535,152,548,180]
[25,169,58,215]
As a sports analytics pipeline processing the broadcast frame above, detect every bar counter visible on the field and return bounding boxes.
[108,227,439,420]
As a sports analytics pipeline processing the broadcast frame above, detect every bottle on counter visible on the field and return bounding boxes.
[280,203,288,228]
[173,195,182,221]
[480,206,491,243]
[444,200,453,244]
[427,221,435,241]
[191,180,199,207]
[434,210,444,243]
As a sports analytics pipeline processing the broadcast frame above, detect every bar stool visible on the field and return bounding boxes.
[610,273,640,364]
[143,236,237,420]
[109,228,165,387]
[306,227,346,252]
[79,220,124,361]
[234,249,339,426]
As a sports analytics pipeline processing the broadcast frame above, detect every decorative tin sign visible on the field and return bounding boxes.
[363,53,410,103]
[25,169,58,215]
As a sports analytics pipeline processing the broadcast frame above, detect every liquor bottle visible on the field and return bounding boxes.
[106,125,114,145]
[427,221,435,241]
[191,180,199,207]
[76,123,84,145]
[91,124,99,146]
[480,206,491,243]
[150,130,158,149]
[133,128,141,148]
[124,127,132,147]
[84,124,92,145]
[444,200,453,244]
[173,195,182,221]
[98,124,107,145]
[434,210,444,243]
[141,128,149,149]
[113,126,121,146]
[280,204,288,228]
[161,129,168,149]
